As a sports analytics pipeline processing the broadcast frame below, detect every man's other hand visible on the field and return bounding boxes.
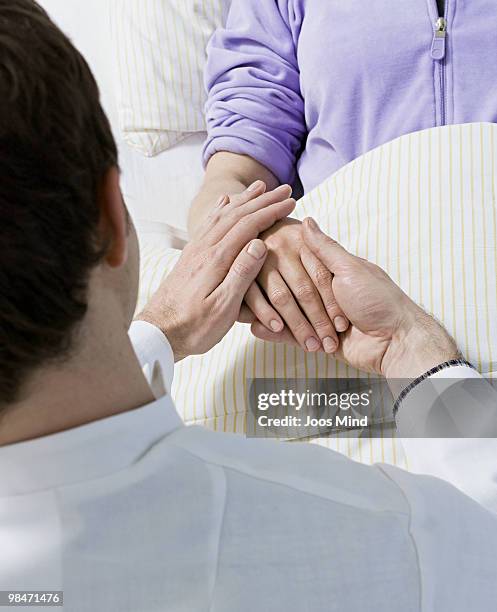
[252,218,460,380]
[137,185,296,361]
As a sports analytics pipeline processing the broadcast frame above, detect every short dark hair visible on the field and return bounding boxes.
[0,0,118,405]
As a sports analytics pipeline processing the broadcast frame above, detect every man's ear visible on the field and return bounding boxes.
[98,166,128,268]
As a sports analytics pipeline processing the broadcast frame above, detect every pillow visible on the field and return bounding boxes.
[137,122,497,464]
[110,0,231,156]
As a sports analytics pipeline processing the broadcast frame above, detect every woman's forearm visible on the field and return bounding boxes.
[188,152,279,236]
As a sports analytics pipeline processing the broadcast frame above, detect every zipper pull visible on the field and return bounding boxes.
[431,17,447,60]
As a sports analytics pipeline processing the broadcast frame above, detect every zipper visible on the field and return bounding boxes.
[430,3,448,125]
[431,17,447,60]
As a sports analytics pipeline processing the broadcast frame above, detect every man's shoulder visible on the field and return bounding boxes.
[165,425,409,516]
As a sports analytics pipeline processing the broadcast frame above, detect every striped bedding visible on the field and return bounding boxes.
[137,123,497,467]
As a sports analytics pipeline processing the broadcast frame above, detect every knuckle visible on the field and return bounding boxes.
[229,192,243,204]
[246,294,273,318]
[291,318,310,335]
[213,248,226,265]
[264,231,288,251]
[324,297,339,313]
[234,215,254,233]
[264,235,281,250]
[270,287,291,308]
[198,247,228,270]
[196,249,214,268]
[248,293,270,313]
[312,318,332,331]
[245,287,260,307]
[226,208,240,221]
[257,306,273,320]
[232,260,253,280]
[314,267,332,287]
[249,300,266,316]
[294,283,316,302]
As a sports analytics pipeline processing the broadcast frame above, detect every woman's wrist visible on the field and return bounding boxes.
[188,178,248,236]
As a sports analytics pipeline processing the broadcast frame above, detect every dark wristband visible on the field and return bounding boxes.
[392,358,475,418]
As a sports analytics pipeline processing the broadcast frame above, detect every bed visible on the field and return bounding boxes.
[137,121,497,469]
[38,1,497,470]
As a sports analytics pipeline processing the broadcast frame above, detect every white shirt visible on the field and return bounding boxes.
[0,321,496,611]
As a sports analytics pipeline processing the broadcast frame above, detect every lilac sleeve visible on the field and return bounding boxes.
[202,0,305,185]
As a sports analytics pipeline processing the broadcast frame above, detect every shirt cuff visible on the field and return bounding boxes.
[395,365,492,437]
[429,364,482,380]
[128,321,175,398]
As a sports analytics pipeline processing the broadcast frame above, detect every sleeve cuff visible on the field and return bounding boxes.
[393,360,476,416]
[394,365,497,438]
[128,321,175,397]
[202,130,297,186]
[429,364,482,380]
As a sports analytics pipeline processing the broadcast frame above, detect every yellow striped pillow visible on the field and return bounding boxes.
[111,0,229,156]
[137,123,497,465]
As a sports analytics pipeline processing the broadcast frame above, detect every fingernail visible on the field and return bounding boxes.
[247,240,267,259]
[323,337,337,353]
[306,217,318,231]
[305,337,320,352]
[270,319,283,332]
[247,180,263,192]
[334,316,349,332]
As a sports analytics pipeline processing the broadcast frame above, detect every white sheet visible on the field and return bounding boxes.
[120,132,205,233]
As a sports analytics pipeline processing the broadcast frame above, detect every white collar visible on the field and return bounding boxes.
[0,394,183,496]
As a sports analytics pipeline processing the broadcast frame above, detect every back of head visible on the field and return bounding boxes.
[0,0,118,406]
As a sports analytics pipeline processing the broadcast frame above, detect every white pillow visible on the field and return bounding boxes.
[137,123,497,464]
[110,0,230,156]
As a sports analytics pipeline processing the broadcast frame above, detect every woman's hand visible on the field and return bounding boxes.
[246,218,349,354]
[137,186,296,361]
[252,218,459,378]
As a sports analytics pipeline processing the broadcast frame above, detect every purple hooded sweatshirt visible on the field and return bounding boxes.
[203,0,497,192]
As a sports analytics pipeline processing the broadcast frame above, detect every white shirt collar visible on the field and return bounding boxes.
[0,394,183,497]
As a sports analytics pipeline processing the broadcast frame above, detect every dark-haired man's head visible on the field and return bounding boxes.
[0,0,139,410]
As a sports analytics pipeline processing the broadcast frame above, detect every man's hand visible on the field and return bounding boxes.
[188,152,280,236]
[137,185,296,361]
[247,218,350,354]
[252,218,460,381]
[189,153,349,350]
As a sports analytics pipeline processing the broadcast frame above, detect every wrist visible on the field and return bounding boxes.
[135,306,187,363]
[382,308,460,384]
[188,179,247,235]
